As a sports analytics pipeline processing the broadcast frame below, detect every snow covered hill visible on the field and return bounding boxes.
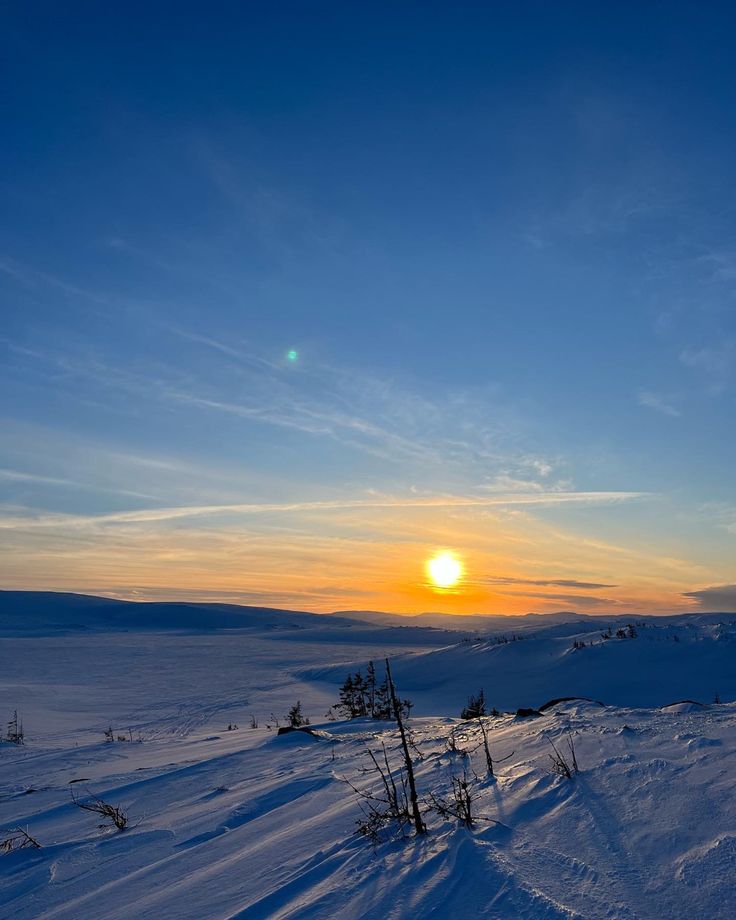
[1,595,735,918]
[304,616,736,712]
[2,698,735,919]
[390,617,736,710]
[0,590,361,635]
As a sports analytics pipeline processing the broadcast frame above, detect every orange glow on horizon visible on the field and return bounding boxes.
[0,496,714,618]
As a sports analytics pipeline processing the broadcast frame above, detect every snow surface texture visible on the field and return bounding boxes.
[1,594,735,918]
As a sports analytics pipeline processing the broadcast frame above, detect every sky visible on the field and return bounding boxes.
[1,2,736,615]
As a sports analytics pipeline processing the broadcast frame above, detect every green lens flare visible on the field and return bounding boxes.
[287,349,298,362]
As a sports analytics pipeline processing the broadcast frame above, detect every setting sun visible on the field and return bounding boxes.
[426,551,464,589]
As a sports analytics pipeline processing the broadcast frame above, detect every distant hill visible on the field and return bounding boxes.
[3,590,730,642]
[0,591,472,644]
[311,614,736,710]
[0,590,362,635]
[332,609,597,632]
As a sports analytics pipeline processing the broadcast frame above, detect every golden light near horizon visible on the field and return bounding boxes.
[426,551,464,589]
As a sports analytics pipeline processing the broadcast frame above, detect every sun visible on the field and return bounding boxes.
[426,551,464,589]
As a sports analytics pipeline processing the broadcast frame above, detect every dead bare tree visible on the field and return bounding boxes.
[0,827,41,853]
[477,716,494,777]
[385,658,426,835]
[476,716,514,779]
[70,786,129,831]
[546,733,579,779]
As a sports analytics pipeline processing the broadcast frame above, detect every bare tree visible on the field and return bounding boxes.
[476,716,514,779]
[385,658,426,835]
[71,786,129,831]
[0,827,41,853]
[249,714,259,728]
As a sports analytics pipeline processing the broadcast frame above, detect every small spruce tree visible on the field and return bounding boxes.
[286,700,307,727]
[461,689,486,720]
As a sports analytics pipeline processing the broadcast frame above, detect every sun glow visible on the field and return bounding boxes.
[426,551,464,589]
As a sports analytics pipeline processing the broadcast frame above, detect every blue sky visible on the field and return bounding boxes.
[2,3,735,612]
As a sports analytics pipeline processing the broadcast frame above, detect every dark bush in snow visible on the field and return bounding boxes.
[286,701,309,728]
[335,661,412,721]
[6,710,24,745]
[460,688,486,719]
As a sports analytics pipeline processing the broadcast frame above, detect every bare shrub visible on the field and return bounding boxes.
[546,733,579,779]
[447,726,467,755]
[249,714,259,729]
[71,786,129,831]
[0,827,41,853]
[427,772,476,826]
[346,744,414,844]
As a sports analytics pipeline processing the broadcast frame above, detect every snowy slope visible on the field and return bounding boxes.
[2,699,735,919]
[2,604,735,918]
[307,617,736,712]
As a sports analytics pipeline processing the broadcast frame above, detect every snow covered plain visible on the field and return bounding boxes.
[1,594,735,919]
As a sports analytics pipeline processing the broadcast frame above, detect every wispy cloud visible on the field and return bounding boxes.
[484,576,617,589]
[697,249,736,284]
[680,342,734,395]
[0,468,154,499]
[0,490,647,531]
[0,255,110,306]
[637,390,680,417]
[0,331,549,475]
[496,591,619,607]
